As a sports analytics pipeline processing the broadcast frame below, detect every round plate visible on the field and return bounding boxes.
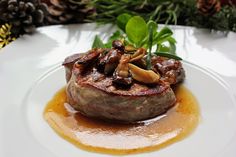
[23,62,236,157]
[1,24,236,157]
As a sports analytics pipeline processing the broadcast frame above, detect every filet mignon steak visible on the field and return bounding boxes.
[63,41,185,122]
[66,68,176,122]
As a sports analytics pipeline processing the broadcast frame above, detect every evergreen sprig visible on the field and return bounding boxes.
[91,0,180,25]
[91,0,236,32]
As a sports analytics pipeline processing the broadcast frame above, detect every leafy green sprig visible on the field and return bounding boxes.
[92,14,182,69]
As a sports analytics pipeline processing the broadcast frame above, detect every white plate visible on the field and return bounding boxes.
[1,24,236,157]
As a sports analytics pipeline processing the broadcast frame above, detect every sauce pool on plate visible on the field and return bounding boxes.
[44,85,200,155]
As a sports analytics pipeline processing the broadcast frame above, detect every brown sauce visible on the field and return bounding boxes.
[44,85,200,155]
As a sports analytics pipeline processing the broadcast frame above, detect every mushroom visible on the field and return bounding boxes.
[74,49,103,74]
[125,45,137,52]
[76,48,102,65]
[115,54,131,77]
[103,49,122,75]
[97,48,122,75]
[130,48,147,62]
[128,63,160,84]
[113,54,133,85]
[112,40,125,52]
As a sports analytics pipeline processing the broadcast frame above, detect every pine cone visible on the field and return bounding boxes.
[197,0,221,16]
[44,0,95,25]
[220,0,236,5]
[0,0,48,35]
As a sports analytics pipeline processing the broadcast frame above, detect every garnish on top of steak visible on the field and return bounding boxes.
[63,40,185,122]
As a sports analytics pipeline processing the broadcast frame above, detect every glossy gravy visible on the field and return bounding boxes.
[44,85,200,155]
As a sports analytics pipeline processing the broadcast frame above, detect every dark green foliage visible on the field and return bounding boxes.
[91,0,236,32]
[91,0,180,25]
[183,2,236,32]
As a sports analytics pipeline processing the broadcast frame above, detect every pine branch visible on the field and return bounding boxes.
[90,0,236,32]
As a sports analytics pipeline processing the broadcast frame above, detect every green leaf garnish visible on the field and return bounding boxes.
[104,30,121,48]
[166,36,176,44]
[117,13,132,32]
[92,35,105,48]
[155,52,182,60]
[154,27,173,43]
[146,21,154,70]
[154,27,173,44]
[158,45,170,52]
[147,20,157,32]
[92,15,182,68]
[126,16,148,47]
[169,42,176,54]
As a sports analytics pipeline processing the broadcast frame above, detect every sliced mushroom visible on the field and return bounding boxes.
[73,49,103,74]
[113,54,133,85]
[115,54,130,77]
[104,49,122,75]
[125,45,137,52]
[97,49,122,75]
[132,58,147,69]
[112,40,125,52]
[76,48,102,65]
[97,49,110,72]
[152,56,185,85]
[130,48,146,62]
[128,63,160,84]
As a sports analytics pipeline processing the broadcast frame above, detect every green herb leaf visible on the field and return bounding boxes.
[154,27,173,43]
[166,36,176,54]
[145,20,158,47]
[167,36,176,44]
[155,52,182,60]
[109,30,121,41]
[169,42,176,54]
[117,13,132,32]
[146,22,154,70]
[92,35,105,48]
[126,16,148,47]
[104,30,121,48]
[147,20,157,32]
[124,38,133,46]
[158,45,170,52]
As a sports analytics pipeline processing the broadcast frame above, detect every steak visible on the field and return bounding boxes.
[66,68,176,122]
[63,41,185,122]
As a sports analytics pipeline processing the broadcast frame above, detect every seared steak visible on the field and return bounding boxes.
[63,41,185,122]
[66,68,176,122]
